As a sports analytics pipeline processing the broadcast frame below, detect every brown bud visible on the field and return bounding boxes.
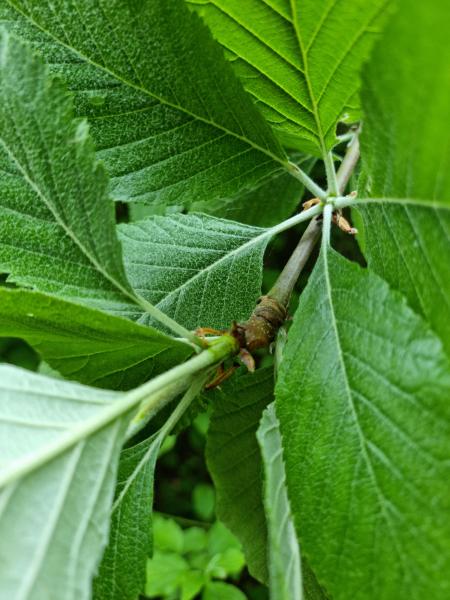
[240,295,287,352]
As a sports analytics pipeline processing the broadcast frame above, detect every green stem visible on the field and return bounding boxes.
[287,161,327,200]
[0,335,239,488]
[324,150,339,196]
[134,295,203,348]
[268,216,322,308]
[125,334,238,439]
[336,134,360,194]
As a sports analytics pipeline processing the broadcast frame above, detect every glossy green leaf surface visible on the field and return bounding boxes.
[0,288,191,390]
[2,0,284,206]
[189,0,389,154]
[0,366,131,600]
[206,368,274,582]
[257,403,302,600]
[276,247,450,599]
[359,0,450,354]
[120,214,270,330]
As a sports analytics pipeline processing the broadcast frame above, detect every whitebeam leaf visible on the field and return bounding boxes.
[93,434,160,600]
[0,288,191,390]
[0,30,136,316]
[257,403,302,600]
[276,245,450,600]
[119,213,271,330]
[1,0,285,205]
[0,366,133,600]
[189,0,390,155]
[206,368,274,582]
[358,0,450,355]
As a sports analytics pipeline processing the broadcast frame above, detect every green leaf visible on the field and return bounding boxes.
[93,435,162,600]
[119,213,271,330]
[181,570,206,600]
[0,30,136,316]
[146,552,189,597]
[189,0,389,155]
[0,31,191,339]
[359,0,450,354]
[0,288,191,389]
[192,156,316,227]
[276,247,450,600]
[257,403,302,600]
[202,581,246,600]
[206,368,274,582]
[2,0,285,206]
[0,365,133,600]
[95,376,208,600]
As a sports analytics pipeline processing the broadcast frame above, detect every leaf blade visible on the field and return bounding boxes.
[257,402,302,600]
[119,213,271,330]
[0,288,191,390]
[3,0,284,205]
[0,365,131,600]
[276,248,450,599]
[189,0,389,154]
[359,0,450,353]
[206,368,274,582]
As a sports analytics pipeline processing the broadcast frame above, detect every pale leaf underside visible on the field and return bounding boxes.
[0,366,131,600]
[257,403,302,600]
[119,213,271,330]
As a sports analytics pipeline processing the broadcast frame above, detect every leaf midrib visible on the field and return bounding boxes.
[321,247,406,562]
[0,134,135,304]
[8,2,288,170]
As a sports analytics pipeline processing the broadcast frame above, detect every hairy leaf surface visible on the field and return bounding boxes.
[93,435,160,600]
[206,368,274,582]
[0,289,191,390]
[359,0,450,353]
[119,213,271,330]
[0,366,133,600]
[189,0,389,154]
[0,31,137,316]
[257,403,302,600]
[2,0,284,205]
[276,247,450,600]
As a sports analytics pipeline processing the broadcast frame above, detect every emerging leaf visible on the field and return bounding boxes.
[276,248,450,599]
